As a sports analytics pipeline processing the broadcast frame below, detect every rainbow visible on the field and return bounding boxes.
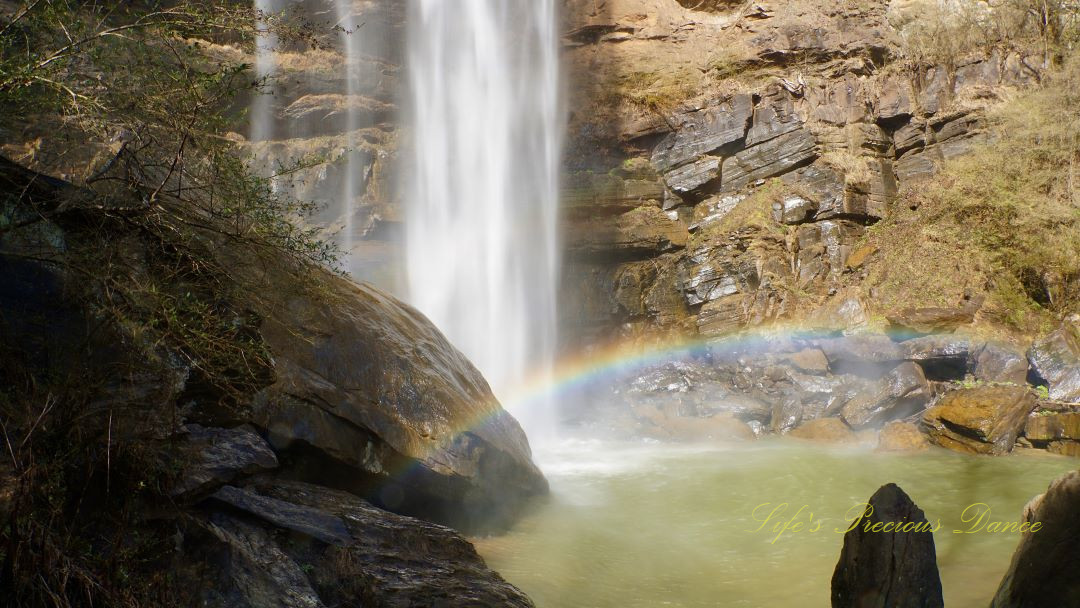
[499,329,782,415]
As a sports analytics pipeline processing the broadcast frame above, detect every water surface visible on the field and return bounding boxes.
[475,439,1077,607]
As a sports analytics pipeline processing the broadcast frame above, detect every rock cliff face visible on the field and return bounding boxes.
[558,0,1042,345]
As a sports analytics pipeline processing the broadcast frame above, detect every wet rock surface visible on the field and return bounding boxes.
[188,481,534,608]
[831,483,944,608]
[567,329,1072,460]
[876,421,929,452]
[923,386,1036,455]
[1028,323,1080,402]
[840,362,930,429]
[172,425,279,498]
[788,418,857,444]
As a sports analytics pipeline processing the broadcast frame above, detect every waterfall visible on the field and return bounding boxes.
[334,1,362,258]
[404,0,563,438]
[250,0,375,275]
[250,0,278,144]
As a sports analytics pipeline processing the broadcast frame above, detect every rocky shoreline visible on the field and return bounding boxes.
[566,322,1080,459]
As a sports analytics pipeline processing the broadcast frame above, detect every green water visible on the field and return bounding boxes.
[475,439,1078,608]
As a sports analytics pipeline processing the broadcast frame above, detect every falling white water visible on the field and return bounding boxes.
[250,0,372,270]
[404,0,563,439]
[334,1,362,256]
[250,0,278,144]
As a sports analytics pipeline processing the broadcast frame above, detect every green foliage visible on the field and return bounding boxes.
[889,0,1080,71]
[0,0,336,266]
[0,3,339,606]
[1036,385,1051,399]
[863,53,1080,331]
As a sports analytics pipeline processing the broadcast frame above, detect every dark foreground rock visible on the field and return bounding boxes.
[0,155,544,604]
[832,484,943,608]
[992,471,1080,608]
[922,386,1036,455]
[187,481,533,608]
[172,425,279,498]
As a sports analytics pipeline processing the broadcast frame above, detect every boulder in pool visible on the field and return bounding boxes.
[788,418,857,444]
[876,421,929,452]
[992,471,1080,607]
[832,483,943,608]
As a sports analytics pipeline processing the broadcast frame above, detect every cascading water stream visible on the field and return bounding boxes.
[333,1,362,258]
[251,0,369,268]
[404,0,563,441]
[250,0,278,144]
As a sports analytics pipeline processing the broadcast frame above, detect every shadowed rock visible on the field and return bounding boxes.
[172,425,279,498]
[992,471,1080,607]
[190,480,535,608]
[832,483,943,608]
[209,485,353,546]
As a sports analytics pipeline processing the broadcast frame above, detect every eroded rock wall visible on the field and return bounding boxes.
[559,0,1041,345]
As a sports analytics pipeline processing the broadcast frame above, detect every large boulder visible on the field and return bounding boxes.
[922,386,1036,455]
[241,267,548,530]
[187,481,534,608]
[788,418,857,444]
[831,483,944,608]
[876,421,929,452]
[991,471,1080,607]
[1029,324,1080,402]
[840,362,931,429]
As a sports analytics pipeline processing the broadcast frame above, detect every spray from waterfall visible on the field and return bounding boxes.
[404,0,563,441]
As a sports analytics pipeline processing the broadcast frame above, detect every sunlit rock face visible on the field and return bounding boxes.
[557,0,1041,347]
